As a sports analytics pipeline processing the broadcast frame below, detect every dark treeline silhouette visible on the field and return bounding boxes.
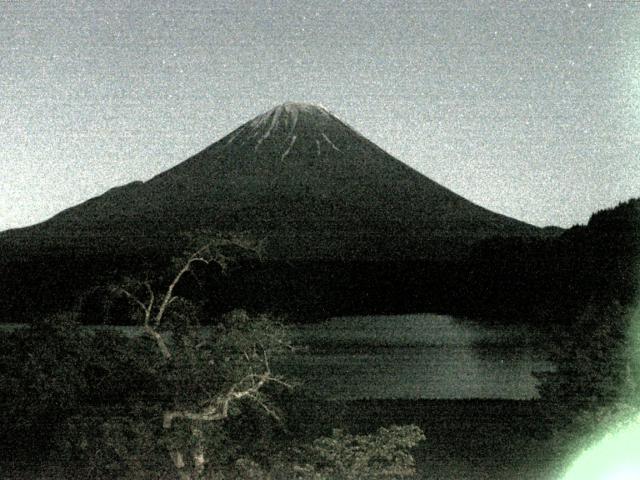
[1,199,637,325]
[458,198,639,323]
[530,201,640,470]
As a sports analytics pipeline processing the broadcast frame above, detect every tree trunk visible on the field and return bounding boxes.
[169,450,191,480]
[192,426,206,479]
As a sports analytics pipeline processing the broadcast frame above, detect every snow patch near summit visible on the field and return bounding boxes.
[280,135,297,161]
[321,133,342,153]
[255,106,283,151]
[229,102,339,151]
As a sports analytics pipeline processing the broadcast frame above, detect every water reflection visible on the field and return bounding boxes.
[276,314,554,400]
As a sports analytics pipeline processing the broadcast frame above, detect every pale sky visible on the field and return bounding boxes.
[2,0,639,231]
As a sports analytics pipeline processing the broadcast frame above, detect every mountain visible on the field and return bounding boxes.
[0,102,553,322]
[2,102,539,260]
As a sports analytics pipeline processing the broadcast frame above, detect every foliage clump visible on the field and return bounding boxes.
[1,236,426,480]
[290,425,426,480]
[220,425,426,480]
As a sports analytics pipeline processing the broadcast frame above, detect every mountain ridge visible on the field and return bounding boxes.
[2,102,541,259]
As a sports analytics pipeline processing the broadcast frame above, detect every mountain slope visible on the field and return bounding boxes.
[2,102,539,259]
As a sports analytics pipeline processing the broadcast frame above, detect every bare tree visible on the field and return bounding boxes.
[117,234,291,480]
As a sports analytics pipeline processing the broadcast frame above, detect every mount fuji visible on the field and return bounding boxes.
[3,102,539,260]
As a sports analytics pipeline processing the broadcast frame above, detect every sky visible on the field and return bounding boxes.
[1,0,639,231]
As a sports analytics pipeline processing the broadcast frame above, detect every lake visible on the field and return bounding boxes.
[275,314,554,400]
[1,313,554,400]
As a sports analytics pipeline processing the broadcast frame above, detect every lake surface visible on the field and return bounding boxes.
[2,313,555,400]
[275,314,554,400]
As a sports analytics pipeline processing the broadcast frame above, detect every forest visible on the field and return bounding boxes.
[0,199,638,479]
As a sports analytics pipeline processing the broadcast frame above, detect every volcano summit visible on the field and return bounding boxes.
[4,102,538,259]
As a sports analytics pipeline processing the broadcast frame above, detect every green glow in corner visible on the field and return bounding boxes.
[561,303,640,480]
[560,413,640,480]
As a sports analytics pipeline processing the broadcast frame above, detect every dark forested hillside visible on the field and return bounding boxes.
[1,199,637,325]
[458,198,640,323]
